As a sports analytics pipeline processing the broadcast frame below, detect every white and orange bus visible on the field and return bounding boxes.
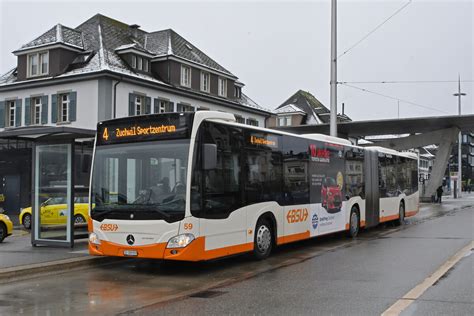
[88,111,419,261]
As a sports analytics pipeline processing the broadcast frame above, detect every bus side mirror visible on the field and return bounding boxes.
[203,143,217,170]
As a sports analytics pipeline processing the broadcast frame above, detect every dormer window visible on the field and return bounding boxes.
[234,86,242,98]
[181,65,191,88]
[218,77,227,97]
[137,57,142,70]
[130,55,148,72]
[27,51,49,77]
[201,72,210,93]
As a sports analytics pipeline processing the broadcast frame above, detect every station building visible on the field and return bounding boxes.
[0,14,271,219]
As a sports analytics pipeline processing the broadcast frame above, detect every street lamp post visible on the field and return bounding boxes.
[330,0,337,137]
[453,75,466,198]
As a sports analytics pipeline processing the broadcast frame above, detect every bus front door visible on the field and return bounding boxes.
[364,149,380,228]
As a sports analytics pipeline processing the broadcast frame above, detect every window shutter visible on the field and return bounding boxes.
[0,101,4,128]
[168,102,174,112]
[25,98,31,126]
[41,95,48,124]
[15,99,22,127]
[129,93,134,116]
[145,97,151,114]
[51,94,58,123]
[69,91,77,122]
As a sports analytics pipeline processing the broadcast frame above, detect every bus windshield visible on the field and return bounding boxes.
[91,139,190,222]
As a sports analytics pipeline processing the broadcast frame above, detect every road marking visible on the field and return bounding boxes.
[381,240,474,316]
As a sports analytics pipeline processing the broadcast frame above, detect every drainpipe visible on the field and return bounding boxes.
[113,76,123,119]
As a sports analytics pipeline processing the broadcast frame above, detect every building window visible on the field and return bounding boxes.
[246,118,259,127]
[131,55,137,69]
[6,100,15,127]
[28,51,49,77]
[177,103,194,112]
[200,72,210,93]
[58,94,69,122]
[181,65,191,88]
[155,99,173,113]
[234,86,241,98]
[218,77,227,97]
[278,116,291,126]
[235,115,245,124]
[143,59,148,72]
[137,57,143,70]
[135,95,144,115]
[32,97,42,125]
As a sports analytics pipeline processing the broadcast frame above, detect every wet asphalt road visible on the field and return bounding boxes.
[0,205,472,315]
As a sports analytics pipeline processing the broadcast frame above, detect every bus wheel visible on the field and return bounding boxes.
[395,202,405,226]
[347,207,360,238]
[253,219,273,260]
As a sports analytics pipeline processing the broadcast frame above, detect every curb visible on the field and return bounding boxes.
[0,255,125,284]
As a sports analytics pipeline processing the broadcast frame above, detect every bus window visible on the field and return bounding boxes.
[282,136,309,205]
[244,130,283,205]
[345,148,364,199]
[191,122,243,219]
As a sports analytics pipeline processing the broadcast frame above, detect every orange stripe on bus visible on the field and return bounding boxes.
[277,231,310,245]
[87,218,93,232]
[405,210,418,217]
[380,214,399,223]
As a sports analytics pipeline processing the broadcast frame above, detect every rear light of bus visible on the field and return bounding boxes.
[167,233,195,248]
[89,232,101,245]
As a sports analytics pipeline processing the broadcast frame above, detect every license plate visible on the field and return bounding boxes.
[123,250,138,256]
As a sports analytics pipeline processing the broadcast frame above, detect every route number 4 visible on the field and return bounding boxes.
[103,127,109,141]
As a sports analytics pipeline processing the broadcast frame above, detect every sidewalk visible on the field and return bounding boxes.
[0,230,115,283]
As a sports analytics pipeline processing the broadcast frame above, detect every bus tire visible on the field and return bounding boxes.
[0,222,6,243]
[395,202,405,226]
[253,219,273,260]
[347,207,360,238]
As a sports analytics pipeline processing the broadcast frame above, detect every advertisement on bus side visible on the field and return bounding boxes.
[309,142,346,235]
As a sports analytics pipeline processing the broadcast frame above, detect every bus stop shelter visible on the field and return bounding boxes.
[0,126,95,247]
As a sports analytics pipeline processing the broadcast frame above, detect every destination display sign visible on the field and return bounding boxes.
[96,113,194,145]
[247,132,279,149]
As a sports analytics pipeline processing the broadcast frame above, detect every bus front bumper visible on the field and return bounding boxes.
[88,237,208,261]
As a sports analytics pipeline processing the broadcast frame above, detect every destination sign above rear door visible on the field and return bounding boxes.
[96,113,195,145]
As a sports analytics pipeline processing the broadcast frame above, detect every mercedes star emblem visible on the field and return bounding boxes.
[126,234,135,245]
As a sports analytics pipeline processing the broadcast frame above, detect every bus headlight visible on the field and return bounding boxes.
[167,234,195,248]
[89,232,101,245]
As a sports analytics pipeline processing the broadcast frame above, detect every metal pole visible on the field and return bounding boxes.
[453,74,466,198]
[330,0,337,137]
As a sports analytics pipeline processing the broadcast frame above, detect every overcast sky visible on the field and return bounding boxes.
[0,0,472,121]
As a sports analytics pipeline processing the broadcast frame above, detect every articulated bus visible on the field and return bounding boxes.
[88,111,419,261]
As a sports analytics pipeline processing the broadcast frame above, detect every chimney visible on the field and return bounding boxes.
[342,103,345,116]
[129,24,140,38]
